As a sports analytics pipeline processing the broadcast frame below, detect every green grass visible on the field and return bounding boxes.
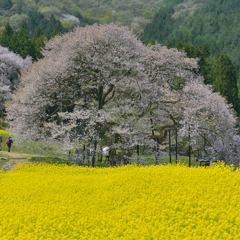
[136,154,199,166]
[0,157,8,168]
[13,140,67,157]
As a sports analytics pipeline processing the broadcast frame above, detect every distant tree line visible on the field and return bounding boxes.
[0,0,13,10]
[0,10,95,60]
[0,12,64,60]
[143,0,240,114]
[174,43,240,113]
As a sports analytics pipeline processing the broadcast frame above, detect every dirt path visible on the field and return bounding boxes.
[0,151,32,170]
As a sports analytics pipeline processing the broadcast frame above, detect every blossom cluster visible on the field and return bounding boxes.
[0,164,240,239]
[0,45,31,116]
[8,25,239,165]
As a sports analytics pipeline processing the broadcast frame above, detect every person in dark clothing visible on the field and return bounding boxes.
[6,136,13,152]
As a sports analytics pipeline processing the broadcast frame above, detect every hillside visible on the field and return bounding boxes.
[143,0,240,113]
[0,0,167,61]
[0,0,94,30]
[2,0,240,65]
[0,0,165,32]
[143,0,240,68]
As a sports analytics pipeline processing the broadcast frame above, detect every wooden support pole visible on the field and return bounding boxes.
[169,130,172,164]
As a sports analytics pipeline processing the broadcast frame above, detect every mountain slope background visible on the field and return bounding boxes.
[2,0,240,65]
[0,0,166,32]
[143,0,240,68]
[143,0,240,113]
[0,0,167,61]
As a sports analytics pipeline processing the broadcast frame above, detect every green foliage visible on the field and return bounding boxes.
[0,120,8,129]
[209,54,239,111]
[143,0,240,113]
[0,0,164,29]
[172,77,185,91]
[143,0,182,43]
[0,23,38,59]
[0,23,14,47]
[12,24,35,58]
[0,11,65,60]
[25,11,64,38]
[144,0,240,67]
[176,43,240,112]
[14,140,66,157]
[30,156,72,165]
[0,0,13,10]
[0,6,96,60]
[14,140,72,165]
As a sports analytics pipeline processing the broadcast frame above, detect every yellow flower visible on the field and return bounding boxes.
[0,164,239,239]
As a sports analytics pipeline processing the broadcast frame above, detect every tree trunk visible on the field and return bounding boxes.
[155,139,160,164]
[98,86,104,110]
[75,148,81,165]
[189,145,192,167]
[91,140,97,167]
[136,145,140,164]
[188,127,191,167]
[83,144,86,164]
[150,118,155,137]
[98,145,103,162]
[87,143,91,166]
[169,130,172,164]
[150,118,160,164]
[175,128,178,163]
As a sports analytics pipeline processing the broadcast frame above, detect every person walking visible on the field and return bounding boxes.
[6,136,13,152]
[103,146,110,163]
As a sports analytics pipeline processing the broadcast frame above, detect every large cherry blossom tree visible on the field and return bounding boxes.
[7,24,240,166]
[180,81,240,166]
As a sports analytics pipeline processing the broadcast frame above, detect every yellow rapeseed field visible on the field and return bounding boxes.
[0,164,240,240]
